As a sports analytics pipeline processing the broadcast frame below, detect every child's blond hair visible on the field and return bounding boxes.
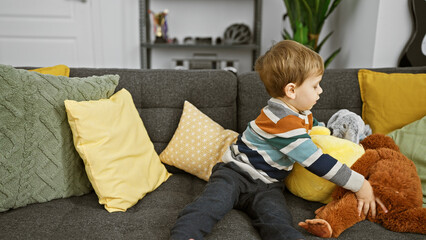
[255,40,324,98]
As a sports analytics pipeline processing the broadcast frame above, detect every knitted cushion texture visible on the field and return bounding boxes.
[388,116,426,207]
[0,64,119,212]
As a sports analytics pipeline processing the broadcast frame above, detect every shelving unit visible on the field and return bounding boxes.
[139,0,262,70]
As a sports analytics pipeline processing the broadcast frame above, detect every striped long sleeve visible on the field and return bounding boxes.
[223,98,364,192]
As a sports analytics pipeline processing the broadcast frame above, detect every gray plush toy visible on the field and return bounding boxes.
[327,109,372,144]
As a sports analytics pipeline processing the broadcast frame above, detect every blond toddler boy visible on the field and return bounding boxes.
[171,40,387,240]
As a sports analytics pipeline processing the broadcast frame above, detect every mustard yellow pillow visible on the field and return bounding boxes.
[65,89,171,212]
[159,101,239,181]
[358,69,426,134]
[29,64,70,76]
[285,126,365,203]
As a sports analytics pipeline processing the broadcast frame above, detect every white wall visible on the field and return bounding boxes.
[372,0,412,67]
[262,0,412,69]
[321,0,381,68]
[0,0,413,71]
[149,0,412,71]
[94,0,140,68]
[322,0,412,68]
[260,0,285,54]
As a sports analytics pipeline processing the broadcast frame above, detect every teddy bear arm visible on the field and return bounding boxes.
[331,186,349,200]
[349,149,381,177]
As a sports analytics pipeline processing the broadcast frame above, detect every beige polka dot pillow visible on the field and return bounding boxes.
[159,101,239,181]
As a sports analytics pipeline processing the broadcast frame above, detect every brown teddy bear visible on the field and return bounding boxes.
[299,134,426,238]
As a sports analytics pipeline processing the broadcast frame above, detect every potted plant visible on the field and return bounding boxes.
[282,0,342,68]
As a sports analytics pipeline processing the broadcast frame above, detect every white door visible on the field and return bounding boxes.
[0,0,98,67]
[0,0,140,68]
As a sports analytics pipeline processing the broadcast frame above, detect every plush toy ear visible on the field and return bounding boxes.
[360,134,400,151]
[363,125,372,138]
[359,124,372,142]
[327,111,340,127]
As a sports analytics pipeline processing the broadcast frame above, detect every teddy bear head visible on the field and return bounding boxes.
[359,134,400,152]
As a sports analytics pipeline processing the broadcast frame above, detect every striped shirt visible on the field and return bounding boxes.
[223,98,364,192]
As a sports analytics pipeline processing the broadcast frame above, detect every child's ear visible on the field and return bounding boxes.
[284,83,296,99]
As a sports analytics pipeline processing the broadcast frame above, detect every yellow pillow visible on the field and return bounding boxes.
[285,126,365,203]
[29,64,70,76]
[159,101,239,181]
[65,89,171,212]
[358,69,426,134]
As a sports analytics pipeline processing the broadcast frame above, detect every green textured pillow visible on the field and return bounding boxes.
[0,64,119,212]
[388,116,426,207]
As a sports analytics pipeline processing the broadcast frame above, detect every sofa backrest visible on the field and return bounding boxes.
[69,67,426,149]
[237,66,426,133]
[70,68,238,153]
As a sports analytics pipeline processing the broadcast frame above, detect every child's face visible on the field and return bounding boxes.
[293,74,323,112]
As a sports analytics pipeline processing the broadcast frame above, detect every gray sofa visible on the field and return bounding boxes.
[2,66,426,240]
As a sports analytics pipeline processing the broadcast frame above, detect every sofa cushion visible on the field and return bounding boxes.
[237,67,426,134]
[388,116,426,207]
[68,69,238,156]
[29,64,70,76]
[0,173,262,239]
[65,89,171,212]
[2,67,426,239]
[0,64,119,212]
[236,70,365,133]
[0,173,422,239]
[236,72,270,133]
[358,69,426,134]
[160,101,238,181]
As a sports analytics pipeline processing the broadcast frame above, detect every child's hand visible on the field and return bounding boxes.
[354,180,388,218]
